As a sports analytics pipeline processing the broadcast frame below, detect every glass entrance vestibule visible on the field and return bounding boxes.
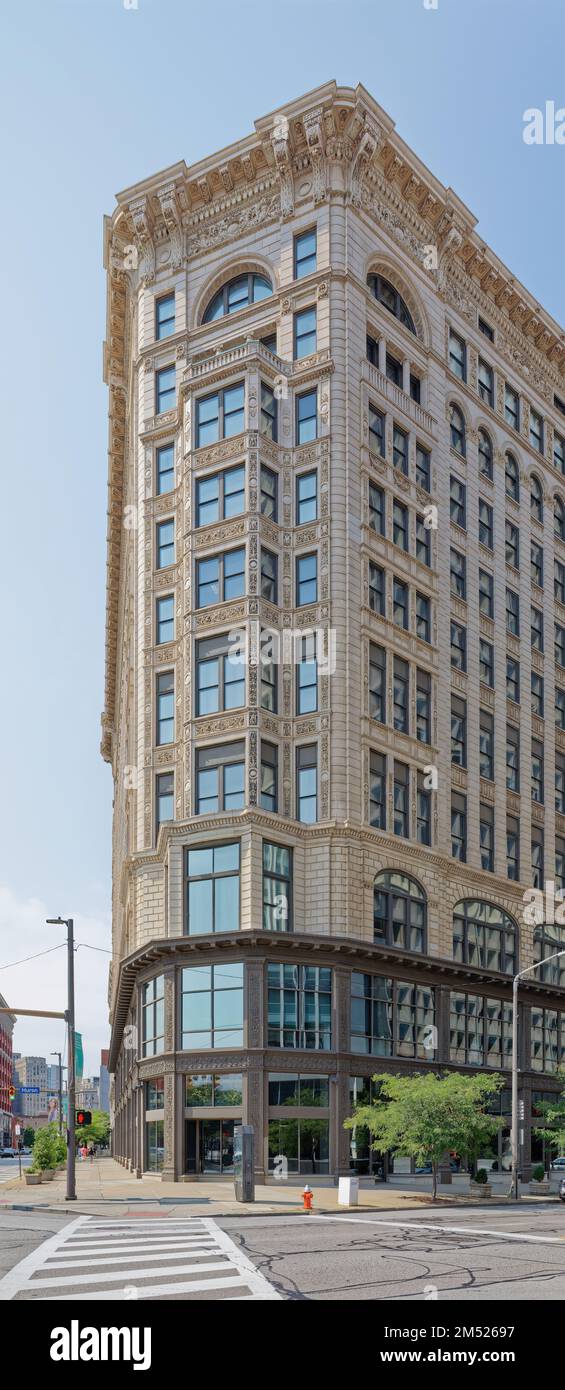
[185,1118,237,1175]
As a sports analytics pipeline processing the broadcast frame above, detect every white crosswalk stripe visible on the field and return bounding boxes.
[0,1216,281,1301]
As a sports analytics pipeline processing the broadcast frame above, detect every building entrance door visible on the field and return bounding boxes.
[185,1119,235,1175]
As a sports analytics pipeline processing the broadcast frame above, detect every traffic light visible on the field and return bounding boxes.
[9,1086,15,1101]
[75,1110,92,1127]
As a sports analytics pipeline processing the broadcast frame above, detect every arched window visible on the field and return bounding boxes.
[534,923,565,986]
[202,272,273,323]
[531,474,543,523]
[374,871,426,952]
[555,495,565,541]
[367,273,416,334]
[505,452,520,502]
[449,403,466,456]
[478,427,493,480]
[453,900,516,975]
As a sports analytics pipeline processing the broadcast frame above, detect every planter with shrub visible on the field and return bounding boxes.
[470,1168,492,1198]
[529,1163,550,1194]
[29,1125,60,1182]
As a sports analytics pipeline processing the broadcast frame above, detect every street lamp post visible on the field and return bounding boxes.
[511,948,565,1201]
[46,918,76,1202]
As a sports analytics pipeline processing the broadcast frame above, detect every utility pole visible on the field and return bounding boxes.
[46,918,76,1201]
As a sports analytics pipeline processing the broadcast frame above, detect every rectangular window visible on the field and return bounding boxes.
[156,670,174,746]
[260,547,278,604]
[267,963,332,1050]
[260,464,277,521]
[451,694,467,767]
[369,563,385,615]
[506,588,520,636]
[294,227,317,279]
[416,443,430,492]
[155,293,175,340]
[196,383,245,446]
[185,843,240,936]
[296,552,317,606]
[479,638,494,687]
[393,656,409,733]
[417,773,431,846]
[185,1075,243,1107]
[297,633,318,714]
[506,656,520,704]
[156,595,174,645]
[479,568,494,618]
[556,753,565,814]
[450,548,466,599]
[478,357,494,407]
[416,668,431,744]
[451,792,467,862]
[531,738,544,804]
[556,687,565,729]
[449,330,466,380]
[156,519,174,569]
[196,464,245,526]
[260,383,277,441]
[196,741,245,815]
[196,547,245,608]
[369,404,385,457]
[196,633,245,715]
[531,606,544,652]
[297,470,317,524]
[155,364,176,415]
[480,803,494,872]
[296,389,317,444]
[505,520,519,569]
[416,514,431,566]
[531,670,544,718]
[479,498,493,549]
[156,772,173,830]
[260,740,278,813]
[369,481,385,535]
[369,643,386,724]
[393,425,408,476]
[451,620,466,671]
[393,499,409,551]
[393,760,409,838]
[531,541,544,588]
[369,750,386,829]
[386,353,402,386]
[263,843,292,932]
[557,837,565,893]
[530,408,544,453]
[531,827,544,889]
[393,578,409,630]
[294,306,317,359]
[479,708,494,780]
[556,623,565,668]
[156,442,174,495]
[415,592,431,642]
[506,724,520,791]
[505,383,520,431]
[260,630,277,713]
[479,316,494,341]
[450,475,466,528]
[556,559,565,605]
[410,374,421,403]
[555,431,565,474]
[142,976,165,1057]
[507,816,520,881]
[181,963,244,1050]
[367,334,379,366]
[297,744,317,823]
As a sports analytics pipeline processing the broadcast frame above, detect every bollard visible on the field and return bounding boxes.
[302,1184,313,1212]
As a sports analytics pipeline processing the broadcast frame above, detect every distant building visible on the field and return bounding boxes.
[47,1063,62,1093]
[76,1078,100,1111]
[99,1050,110,1113]
[0,996,16,1148]
[14,1056,48,1122]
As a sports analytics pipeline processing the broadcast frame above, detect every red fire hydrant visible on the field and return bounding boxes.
[302,1184,313,1212]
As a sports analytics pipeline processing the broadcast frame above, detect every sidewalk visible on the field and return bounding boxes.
[0,1155,452,1217]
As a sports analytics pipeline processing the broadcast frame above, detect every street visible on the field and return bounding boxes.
[1,1205,565,1300]
[0,1156,32,1184]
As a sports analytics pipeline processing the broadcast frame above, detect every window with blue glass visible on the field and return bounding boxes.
[296,470,317,525]
[196,464,245,526]
[267,963,332,1049]
[296,744,317,823]
[196,547,245,607]
[260,740,278,812]
[155,293,175,340]
[156,442,174,494]
[296,389,317,444]
[351,972,436,1059]
[142,975,165,1057]
[202,273,272,323]
[294,306,317,359]
[156,670,174,745]
[156,595,174,645]
[185,843,240,936]
[263,842,292,932]
[196,741,245,814]
[156,519,174,569]
[374,871,426,951]
[181,963,244,1048]
[196,634,245,715]
[155,772,173,830]
[155,365,176,415]
[294,228,317,279]
[196,383,245,446]
[296,552,317,606]
[296,633,317,714]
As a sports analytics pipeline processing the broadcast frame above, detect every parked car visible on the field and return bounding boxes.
[551,1156,565,1170]
[559,1179,565,1203]
[0,1146,17,1158]
[21,1145,32,1155]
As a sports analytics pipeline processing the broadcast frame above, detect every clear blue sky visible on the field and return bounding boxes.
[0,0,563,1073]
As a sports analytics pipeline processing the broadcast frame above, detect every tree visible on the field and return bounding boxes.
[344,1071,505,1199]
[533,1068,565,1160]
[30,1124,59,1173]
[74,1110,110,1148]
[23,1128,35,1148]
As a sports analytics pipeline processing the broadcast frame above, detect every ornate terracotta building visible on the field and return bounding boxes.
[103,81,565,1181]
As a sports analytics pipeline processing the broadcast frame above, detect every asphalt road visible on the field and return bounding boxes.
[1,1205,565,1300]
[0,1156,32,1184]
